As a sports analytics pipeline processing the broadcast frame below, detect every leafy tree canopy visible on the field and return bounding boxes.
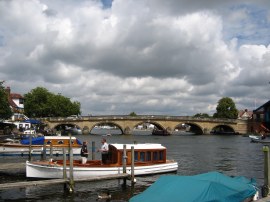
[24,87,81,118]
[129,112,137,116]
[213,97,238,119]
[193,113,211,118]
[0,81,13,120]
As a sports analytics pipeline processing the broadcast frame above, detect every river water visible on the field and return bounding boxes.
[0,132,265,201]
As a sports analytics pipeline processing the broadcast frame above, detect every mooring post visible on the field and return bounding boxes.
[131,146,135,185]
[122,144,127,186]
[92,141,95,160]
[63,147,67,191]
[28,133,32,161]
[42,139,46,160]
[68,133,74,192]
[50,143,53,159]
[262,146,270,197]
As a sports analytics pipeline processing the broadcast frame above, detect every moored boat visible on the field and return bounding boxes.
[130,171,259,202]
[26,143,178,178]
[0,136,82,156]
[152,128,171,136]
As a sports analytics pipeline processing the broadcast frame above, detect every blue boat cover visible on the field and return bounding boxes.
[20,136,83,145]
[21,136,45,145]
[130,171,257,202]
[24,119,42,124]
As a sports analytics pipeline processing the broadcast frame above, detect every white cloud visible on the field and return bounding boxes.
[1,0,270,116]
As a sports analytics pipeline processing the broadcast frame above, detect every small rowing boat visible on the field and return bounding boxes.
[26,143,178,178]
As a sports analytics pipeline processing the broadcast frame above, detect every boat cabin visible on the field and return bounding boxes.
[105,143,167,165]
[20,136,82,148]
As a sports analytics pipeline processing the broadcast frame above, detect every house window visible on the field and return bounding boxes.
[19,98,24,104]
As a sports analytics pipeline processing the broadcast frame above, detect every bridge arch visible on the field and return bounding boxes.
[174,122,204,135]
[210,124,239,135]
[90,121,124,135]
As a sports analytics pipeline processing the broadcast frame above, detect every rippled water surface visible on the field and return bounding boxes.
[0,134,265,201]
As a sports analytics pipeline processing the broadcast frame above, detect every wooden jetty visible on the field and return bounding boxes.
[0,173,130,190]
[0,162,25,171]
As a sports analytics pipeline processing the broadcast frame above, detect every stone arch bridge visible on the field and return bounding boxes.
[40,115,249,135]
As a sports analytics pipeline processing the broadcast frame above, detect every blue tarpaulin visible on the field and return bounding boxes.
[130,171,257,202]
[21,136,45,145]
[24,119,42,124]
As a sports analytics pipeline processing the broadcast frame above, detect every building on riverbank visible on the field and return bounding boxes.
[249,100,270,134]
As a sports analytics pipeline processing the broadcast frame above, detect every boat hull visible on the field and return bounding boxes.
[26,161,178,178]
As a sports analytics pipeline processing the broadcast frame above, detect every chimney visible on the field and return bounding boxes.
[5,86,11,96]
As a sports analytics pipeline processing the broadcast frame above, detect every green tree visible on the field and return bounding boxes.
[213,97,238,119]
[193,113,211,118]
[0,81,12,120]
[24,87,81,117]
[129,112,137,116]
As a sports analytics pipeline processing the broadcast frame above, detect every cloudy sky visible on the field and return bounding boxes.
[1,0,270,116]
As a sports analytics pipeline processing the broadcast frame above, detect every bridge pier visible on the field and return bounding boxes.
[124,127,132,135]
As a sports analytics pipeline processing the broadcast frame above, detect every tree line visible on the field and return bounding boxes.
[0,81,238,120]
[0,82,80,119]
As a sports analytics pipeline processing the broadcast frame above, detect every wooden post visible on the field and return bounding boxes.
[262,146,270,197]
[68,133,74,192]
[92,141,95,160]
[122,144,127,186]
[50,143,53,159]
[63,147,67,191]
[28,133,32,161]
[42,139,46,160]
[131,146,135,185]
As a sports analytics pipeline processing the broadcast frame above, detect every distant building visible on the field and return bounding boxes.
[5,87,24,114]
[238,109,253,120]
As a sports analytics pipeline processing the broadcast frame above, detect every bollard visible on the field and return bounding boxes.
[92,141,95,160]
[262,146,270,197]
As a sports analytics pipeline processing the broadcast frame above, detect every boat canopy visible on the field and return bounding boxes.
[130,171,257,202]
[110,143,165,150]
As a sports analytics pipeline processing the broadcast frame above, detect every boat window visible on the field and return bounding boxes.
[146,151,151,161]
[58,140,64,144]
[140,152,145,162]
[47,140,52,144]
[159,151,164,160]
[153,152,158,161]
[134,151,138,161]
